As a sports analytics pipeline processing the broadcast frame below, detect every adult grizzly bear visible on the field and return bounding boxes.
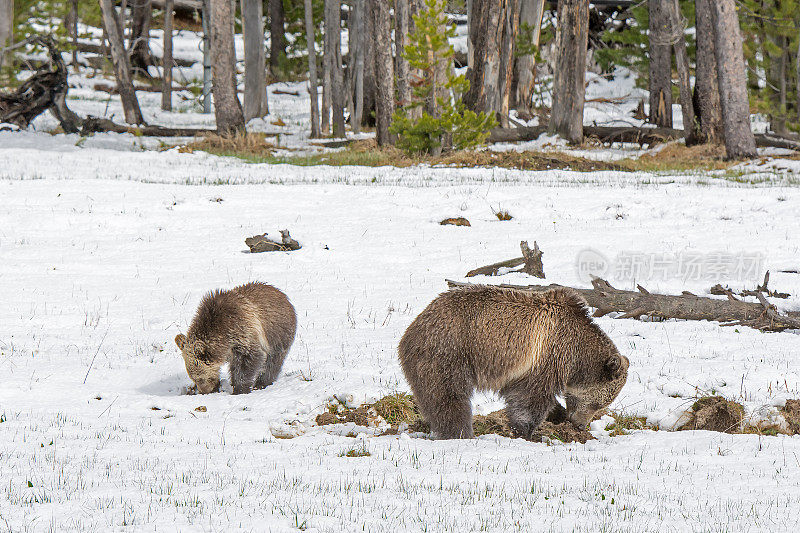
[398,285,628,439]
[175,282,296,395]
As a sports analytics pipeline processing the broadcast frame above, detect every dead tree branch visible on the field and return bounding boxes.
[466,241,545,279]
[446,277,800,332]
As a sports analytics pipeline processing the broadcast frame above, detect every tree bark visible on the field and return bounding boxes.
[512,0,546,115]
[161,0,173,111]
[768,36,788,135]
[710,0,757,159]
[648,0,672,128]
[0,0,12,70]
[325,0,345,137]
[67,0,78,65]
[322,1,332,133]
[361,0,376,127]
[395,0,411,109]
[99,0,145,125]
[350,0,364,133]
[242,0,268,121]
[548,0,588,144]
[304,0,321,138]
[693,0,723,143]
[668,0,695,142]
[370,0,394,145]
[210,0,245,134]
[465,0,520,128]
[269,0,287,75]
[130,0,154,75]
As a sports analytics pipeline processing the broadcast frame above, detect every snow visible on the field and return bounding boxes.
[3,24,800,533]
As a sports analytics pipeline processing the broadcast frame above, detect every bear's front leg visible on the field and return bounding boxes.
[501,378,557,440]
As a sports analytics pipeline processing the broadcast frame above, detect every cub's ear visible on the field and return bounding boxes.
[174,334,187,351]
[605,354,624,379]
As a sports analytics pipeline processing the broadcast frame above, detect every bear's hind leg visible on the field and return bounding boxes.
[427,389,474,439]
[253,344,289,389]
[230,344,267,395]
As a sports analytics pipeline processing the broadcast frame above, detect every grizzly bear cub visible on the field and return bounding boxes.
[175,282,297,395]
[398,285,628,440]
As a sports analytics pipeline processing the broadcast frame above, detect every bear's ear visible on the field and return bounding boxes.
[174,334,187,351]
[605,354,624,379]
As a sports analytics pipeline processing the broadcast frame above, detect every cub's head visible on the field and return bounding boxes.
[174,334,221,394]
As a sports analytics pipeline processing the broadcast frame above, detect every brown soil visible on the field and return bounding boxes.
[781,400,800,434]
[440,217,471,227]
[678,396,745,434]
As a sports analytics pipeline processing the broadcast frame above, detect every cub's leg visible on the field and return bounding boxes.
[229,344,267,395]
[253,344,289,389]
[500,376,557,440]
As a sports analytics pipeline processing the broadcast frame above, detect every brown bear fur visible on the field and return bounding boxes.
[398,285,628,439]
[175,282,297,394]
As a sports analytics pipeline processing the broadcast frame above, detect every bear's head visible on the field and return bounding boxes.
[565,351,629,429]
[175,333,221,394]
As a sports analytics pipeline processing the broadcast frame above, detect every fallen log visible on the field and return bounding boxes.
[488,125,800,151]
[81,117,214,137]
[466,241,545,278]
[0,37,82,133]
[93,82,193,94]
[710,271,789,299]
[446,278,800,332]
[75,41,196,67]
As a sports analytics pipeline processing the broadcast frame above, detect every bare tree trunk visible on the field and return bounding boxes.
[768,36,788,135]
[322,1,332,133]
[361,0,376,127]
[99,0,145,124]
[130,0,153,75]
[395,0,411,108]
[351,0,365,133]
[693,0,723,143]
[210,0,245,134]
[304,0,321,137]
[548,0,588,144]
[325,0,345,137]
[710,0,757,159]
[242,0,267,121]
[371,0,394,145]
[648,0,672,128]
[269,0,286,75]
[512,0,545,116]
[466,0,473,68]
[796,31,800,126]
[669,0,695,142]
[161,0,174,111]
[465,0,520,128]
[0,0,13,70]
[67,0,78,65]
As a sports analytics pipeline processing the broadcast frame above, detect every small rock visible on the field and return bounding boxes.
[440,217,471,227]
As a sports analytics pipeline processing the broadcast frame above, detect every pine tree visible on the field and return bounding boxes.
[390,0,496,155]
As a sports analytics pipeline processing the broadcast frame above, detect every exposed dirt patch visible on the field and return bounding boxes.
[781,400,800,434]
[440,217,471,227]
[678,396,745,434]
[472,409,594,443]
[535,421,596,444]
[473,410,513,437]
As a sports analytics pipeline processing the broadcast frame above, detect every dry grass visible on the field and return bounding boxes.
[606,412,654,436]
[618,142,733,172]
[493,208,514,221]
[372,393,421,425]
[181,132,277,158]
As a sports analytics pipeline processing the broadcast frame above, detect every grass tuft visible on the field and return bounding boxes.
[372,393,421,425]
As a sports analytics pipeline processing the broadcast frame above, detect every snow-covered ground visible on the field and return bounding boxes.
[3,25,800,533]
